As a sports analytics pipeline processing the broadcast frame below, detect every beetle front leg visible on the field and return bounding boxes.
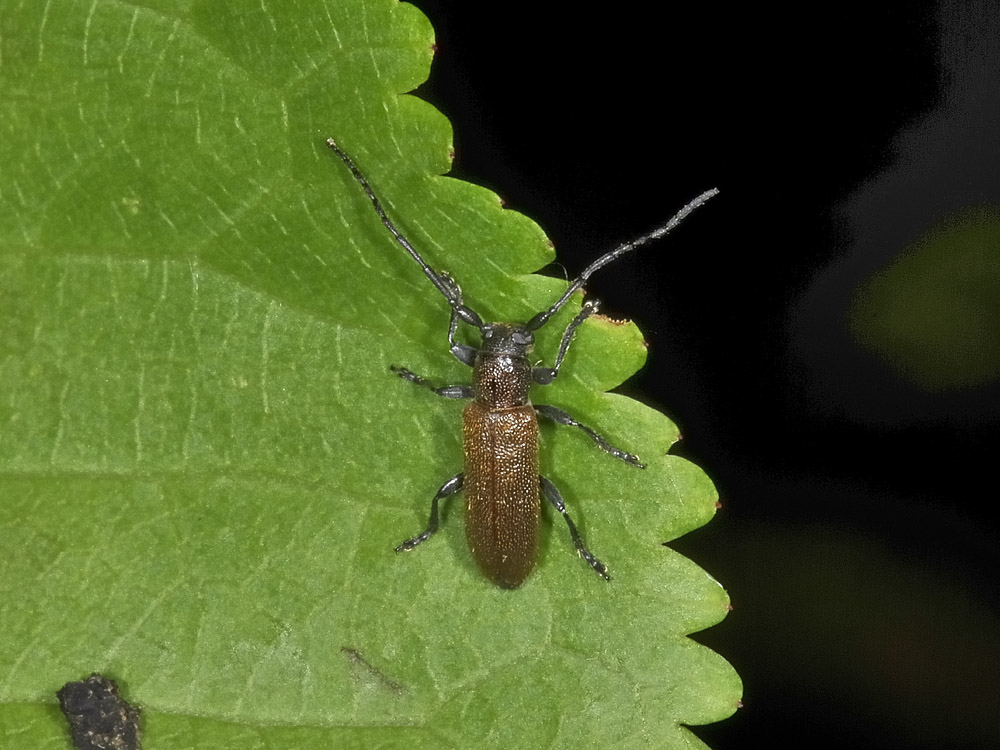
[440,272,478,367]
[396,472,464,552]
[535,403,645,468]
[390,365,475,399]
[532,299,601,384]
[540,476,610,581]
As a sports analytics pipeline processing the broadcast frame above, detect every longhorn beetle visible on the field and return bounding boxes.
[327,138,717,588]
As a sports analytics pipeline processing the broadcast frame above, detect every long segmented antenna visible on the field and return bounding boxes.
[326,138,485,331]
[329,137,717,336]
[525,188,720,331]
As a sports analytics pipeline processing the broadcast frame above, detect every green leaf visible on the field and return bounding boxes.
[849,206,1000,390]
[0,1,740,747]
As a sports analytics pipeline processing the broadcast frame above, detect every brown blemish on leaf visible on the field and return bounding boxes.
[341,646,405,696]
[592,312,632,326]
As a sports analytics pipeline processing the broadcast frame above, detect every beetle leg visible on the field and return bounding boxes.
[396,472,464,552]
[532,300,600,384]
[534,404,645,468]
[390,365,475,399]
[440,272,479,367]
[540,476,610,581]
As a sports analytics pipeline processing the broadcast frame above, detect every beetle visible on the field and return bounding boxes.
[327,137,717,588]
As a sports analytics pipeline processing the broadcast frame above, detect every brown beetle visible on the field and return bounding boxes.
[327,138,716,588]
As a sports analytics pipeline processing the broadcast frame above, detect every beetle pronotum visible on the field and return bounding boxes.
[327,138,717,588]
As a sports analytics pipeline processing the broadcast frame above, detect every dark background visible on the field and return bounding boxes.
[407,2,1000,749]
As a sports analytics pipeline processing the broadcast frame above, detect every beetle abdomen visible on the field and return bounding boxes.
[463,402,540,588]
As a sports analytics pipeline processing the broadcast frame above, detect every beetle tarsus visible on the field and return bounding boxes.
[578,548,612,581]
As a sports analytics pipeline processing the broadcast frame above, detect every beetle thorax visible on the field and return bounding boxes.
[473,323,534,408]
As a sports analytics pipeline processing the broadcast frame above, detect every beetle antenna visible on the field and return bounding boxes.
[526,188,719,331]
[327,138,485,331]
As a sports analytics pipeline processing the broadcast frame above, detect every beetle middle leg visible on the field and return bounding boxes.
[390,365,475,399]
[396,472,464,552]
[535,404,645,468]
[540,476,610,581]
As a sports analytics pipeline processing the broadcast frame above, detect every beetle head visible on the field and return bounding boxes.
[480,323,535,357]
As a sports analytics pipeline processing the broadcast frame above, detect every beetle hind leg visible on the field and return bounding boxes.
[540,475,611,581]
[396,473,464,552]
